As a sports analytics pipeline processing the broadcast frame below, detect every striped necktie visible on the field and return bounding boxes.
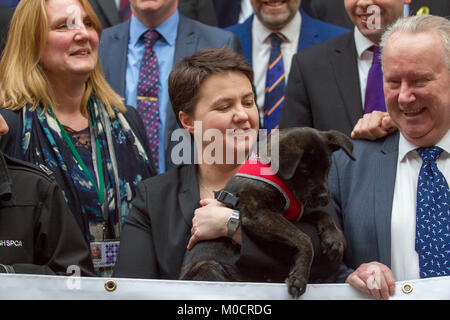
[415,146,449,278]
[119,0,131,22]
[364,46,386,113]
[264,32,286,133]
[137,30,160,170]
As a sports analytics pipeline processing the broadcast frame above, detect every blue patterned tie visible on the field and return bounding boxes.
[137,30,160,170]
[264,32,286,133]
[415,146,449,278]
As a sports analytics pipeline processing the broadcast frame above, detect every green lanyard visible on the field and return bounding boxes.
[48,101,105,206]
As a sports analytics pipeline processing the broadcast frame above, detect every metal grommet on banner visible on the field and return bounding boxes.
[401,283,413,294]
[104,280,117,292]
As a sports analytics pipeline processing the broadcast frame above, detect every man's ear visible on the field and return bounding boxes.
[179,111,194,134]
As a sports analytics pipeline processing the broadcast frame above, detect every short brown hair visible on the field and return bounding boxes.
[168,47,253,128]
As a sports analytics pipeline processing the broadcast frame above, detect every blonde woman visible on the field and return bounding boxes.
[0,0,156,276]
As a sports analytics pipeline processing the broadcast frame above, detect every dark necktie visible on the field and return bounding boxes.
[415,146,449,278]
[119,0,131,22]
[264,32,286,133]
[137,30,160,170]
[364,46,386,113]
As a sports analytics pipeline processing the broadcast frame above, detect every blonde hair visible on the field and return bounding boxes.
[0,0,125,117]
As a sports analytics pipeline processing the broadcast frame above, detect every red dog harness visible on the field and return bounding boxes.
[236,153,303,221]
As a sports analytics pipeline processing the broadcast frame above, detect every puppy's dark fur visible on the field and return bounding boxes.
[180,127,354,298]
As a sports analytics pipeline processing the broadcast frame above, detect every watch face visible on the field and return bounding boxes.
[227,212,240,237]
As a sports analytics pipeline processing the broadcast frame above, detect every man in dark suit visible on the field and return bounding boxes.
[0,6,14,56]
[99,0,241,173]
[88,0,121,29]
[301,0,353,29]
[330,14,450,299]
[226,0,348,130]
[279,0,410,138]
[409,0,450,17]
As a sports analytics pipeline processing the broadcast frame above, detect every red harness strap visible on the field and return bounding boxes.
[236,153,303,221]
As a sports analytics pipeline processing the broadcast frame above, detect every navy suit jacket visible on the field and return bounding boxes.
[99,14,241,171]
[225,9,348,67]
[329,132,399,282]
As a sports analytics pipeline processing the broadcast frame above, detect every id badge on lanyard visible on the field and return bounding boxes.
[90,240,120,268]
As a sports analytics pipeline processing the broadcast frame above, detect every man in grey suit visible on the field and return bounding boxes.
[99,0,241,173]
[279,0,410,138]
[330,15,450,299]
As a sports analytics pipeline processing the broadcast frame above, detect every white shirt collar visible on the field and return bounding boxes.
[399,130,450,162]
[353,27,377,58]
[253,10,301,45]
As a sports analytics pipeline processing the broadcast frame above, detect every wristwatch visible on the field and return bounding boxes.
[227,210,240,237]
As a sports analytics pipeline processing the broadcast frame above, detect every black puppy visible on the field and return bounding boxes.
[180,127,354,298]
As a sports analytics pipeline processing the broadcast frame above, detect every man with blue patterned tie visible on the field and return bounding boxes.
[329,14,449,299]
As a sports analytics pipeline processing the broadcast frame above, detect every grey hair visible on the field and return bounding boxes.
[380,15,450,70]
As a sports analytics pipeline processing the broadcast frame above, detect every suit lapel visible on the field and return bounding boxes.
[97,0,120,26]
[238,16,254,67]
[374,132,399,267]
[173,15,198,64]
[177,165,201,227]
[164,15,197,159]
[330,32,363,128]
[298,9,318,51]
[109,21,130,96]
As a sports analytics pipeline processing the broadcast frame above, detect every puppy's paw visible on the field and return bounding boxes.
[320,227,345,262]
[286,272,308,299]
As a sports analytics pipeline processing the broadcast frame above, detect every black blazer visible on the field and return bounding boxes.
[179,0,218,27]
[280,32,363,137]
[409,0,450,17]
[114,164,343,282]
[0,6,13,55]
[301,0,353,29]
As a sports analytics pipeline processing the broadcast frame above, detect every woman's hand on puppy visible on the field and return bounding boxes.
[187,198,241,250]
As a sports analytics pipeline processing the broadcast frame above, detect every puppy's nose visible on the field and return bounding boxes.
[317,192,330,206]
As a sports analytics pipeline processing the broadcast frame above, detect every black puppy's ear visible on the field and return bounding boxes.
[323,130,355,161]
[273,144,304,180]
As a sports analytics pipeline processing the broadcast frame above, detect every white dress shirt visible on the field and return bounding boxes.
[391,131,450,281]
[239,0,253,23]
[252,11,301,123]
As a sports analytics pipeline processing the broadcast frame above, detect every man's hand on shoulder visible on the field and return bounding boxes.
[351,111,397,140]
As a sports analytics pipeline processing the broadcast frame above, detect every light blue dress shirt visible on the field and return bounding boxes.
[125,11,179,173]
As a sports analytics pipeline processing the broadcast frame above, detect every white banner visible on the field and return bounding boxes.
[0,274,448,300]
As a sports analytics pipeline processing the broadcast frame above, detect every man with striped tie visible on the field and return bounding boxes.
[329,14,450,299]
[226,0,348,132]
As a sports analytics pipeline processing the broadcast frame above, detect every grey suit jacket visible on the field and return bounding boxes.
[329,132,399,282]
[99,14,241,170]
[89,0,120,29]
[279,31,362,137]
